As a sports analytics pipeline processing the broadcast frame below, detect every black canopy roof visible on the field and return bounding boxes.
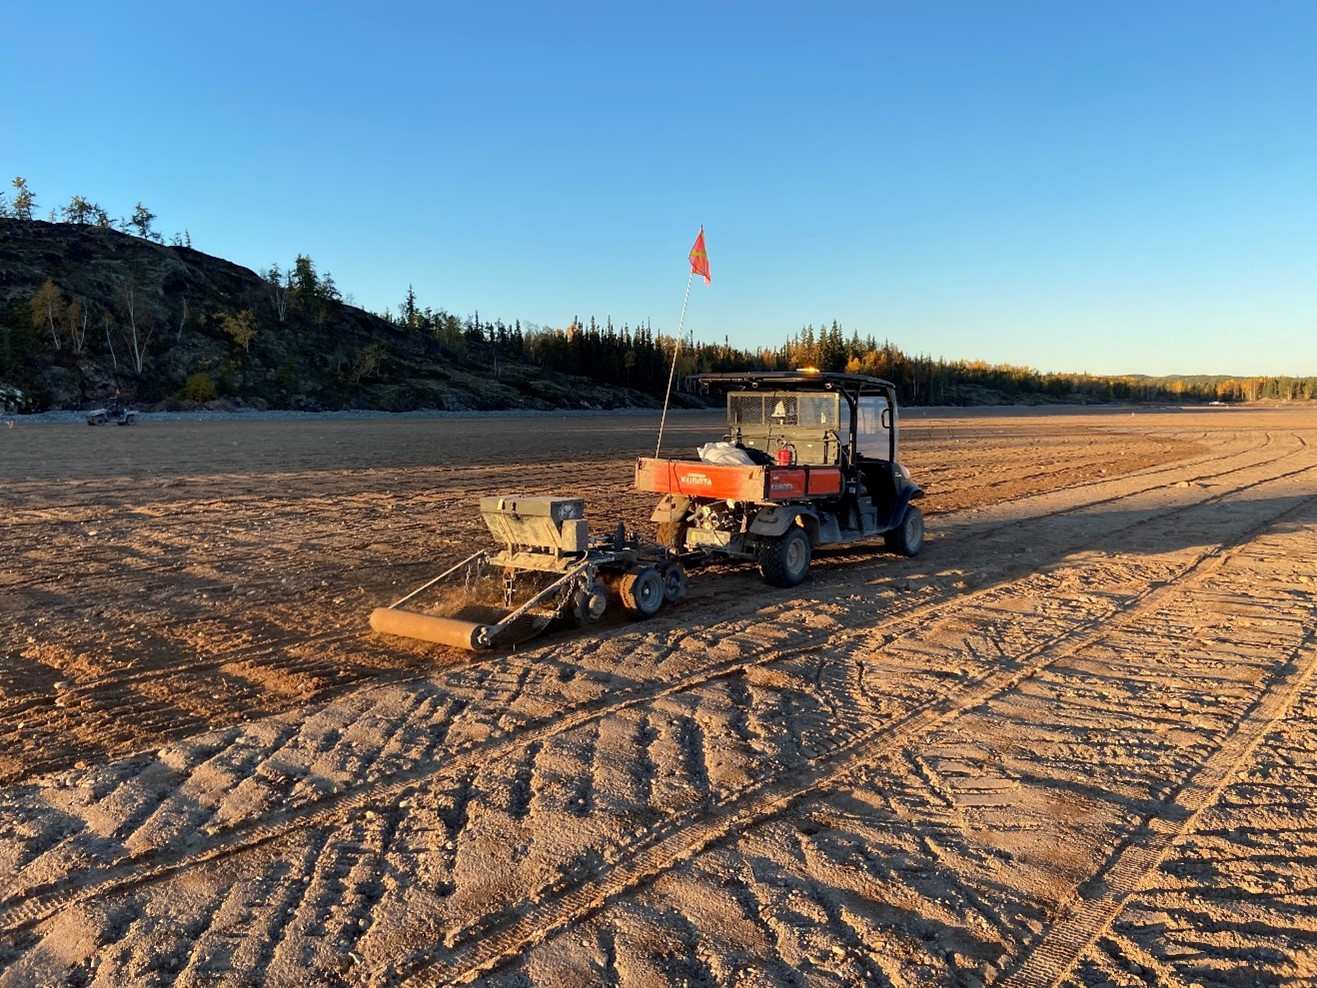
[690,370,898,401]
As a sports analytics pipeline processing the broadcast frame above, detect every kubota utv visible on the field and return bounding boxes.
[635,370,924,586]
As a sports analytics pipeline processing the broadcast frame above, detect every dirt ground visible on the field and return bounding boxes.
[1,404,1314,988]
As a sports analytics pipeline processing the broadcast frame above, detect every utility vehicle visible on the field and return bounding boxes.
[635,370,924,586]
[86,396,137,426]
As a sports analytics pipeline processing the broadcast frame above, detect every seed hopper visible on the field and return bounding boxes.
[369,495,686,650]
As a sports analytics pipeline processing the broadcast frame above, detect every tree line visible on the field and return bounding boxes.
[4,174,1314,409]
[775,323,1317,404]
[383,295,1317,407]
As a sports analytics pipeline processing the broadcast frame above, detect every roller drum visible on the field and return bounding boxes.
[369,608,494,650]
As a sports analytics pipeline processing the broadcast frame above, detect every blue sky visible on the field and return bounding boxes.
[5,1,1315,377]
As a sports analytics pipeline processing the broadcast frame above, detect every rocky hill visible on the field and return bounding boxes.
[0,219,667,414]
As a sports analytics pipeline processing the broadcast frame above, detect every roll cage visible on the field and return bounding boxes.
[690,370,901,465]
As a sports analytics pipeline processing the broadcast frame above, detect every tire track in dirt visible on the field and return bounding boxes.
[0,628,411,784]
[483,476,1317,987]
[992,519,1317,987]
[915,431,1209,513]
[1,443,1312,949]
[841,496,1317,987]
[384,453,1317,985]
[439,424,1306,988]
[1088,693,1317,985]
[998,623,1317,988]
[0,432,1306,764]
[0,458,659,783]
[678,429,1312,638]
[0,621,875,936]
[5,455,1306,988]
[390,496,1301,986]
[2,413,1317,985]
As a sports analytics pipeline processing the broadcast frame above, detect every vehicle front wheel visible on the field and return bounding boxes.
[885,504,925,557]
[758,526,812,587]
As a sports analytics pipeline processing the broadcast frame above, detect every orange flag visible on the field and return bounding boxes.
[689,227,710,285]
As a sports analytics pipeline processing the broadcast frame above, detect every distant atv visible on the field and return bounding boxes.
[86,398,137,426]
[636,371,924,587]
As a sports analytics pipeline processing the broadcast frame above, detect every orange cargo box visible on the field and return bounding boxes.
[635,458,842,501]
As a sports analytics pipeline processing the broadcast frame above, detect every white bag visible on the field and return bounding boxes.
[697,442,755,465]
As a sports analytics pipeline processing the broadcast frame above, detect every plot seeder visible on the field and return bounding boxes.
[369,495,686,650]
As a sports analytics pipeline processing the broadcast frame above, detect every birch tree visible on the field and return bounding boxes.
[174,298,190,343]
[266,264,290,322]
[121,282,152,373]
[66,298,90,354]
[103,312,120,374]
[30,280,65,350]
[219,309,257,352]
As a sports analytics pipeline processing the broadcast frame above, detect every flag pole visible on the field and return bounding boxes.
[655,269,694,458]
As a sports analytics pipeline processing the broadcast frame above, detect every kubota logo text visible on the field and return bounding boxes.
[678,473,714,487]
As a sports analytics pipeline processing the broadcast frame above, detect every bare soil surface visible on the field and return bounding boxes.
[2,405,1315,987]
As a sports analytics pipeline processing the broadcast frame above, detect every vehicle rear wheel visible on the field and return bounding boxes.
[758,526,811,587]
[619,566,665,617]
[885,504,925,556]
[656,521,688,549]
